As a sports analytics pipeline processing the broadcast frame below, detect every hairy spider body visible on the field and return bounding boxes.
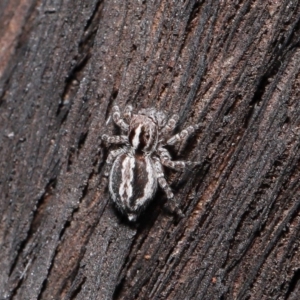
[102,105,199,222]
[109,153,157,221]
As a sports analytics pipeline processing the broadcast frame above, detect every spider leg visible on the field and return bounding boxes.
[154,159,175,200]
[160,114,179,140]
[166,123,201,146]
[123,104,133,123]
[154,159,184,218]
[103,148,124,176]
[102,134,128,145]
[158,147,193,171]
[112,105,130,132]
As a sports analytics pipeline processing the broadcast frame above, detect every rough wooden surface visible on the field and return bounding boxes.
[1,0,300,299]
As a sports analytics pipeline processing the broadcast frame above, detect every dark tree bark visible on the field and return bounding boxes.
[1,0,300,299]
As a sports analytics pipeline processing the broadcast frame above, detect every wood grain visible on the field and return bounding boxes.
[0,0,300,299]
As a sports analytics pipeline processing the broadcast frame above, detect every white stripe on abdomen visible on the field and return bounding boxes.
[135,156,156,209]
[119,156,135,207]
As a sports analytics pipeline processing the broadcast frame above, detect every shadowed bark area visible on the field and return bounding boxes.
[0,0,300,299]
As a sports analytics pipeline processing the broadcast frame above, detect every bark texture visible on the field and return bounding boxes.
[1,0,300,299]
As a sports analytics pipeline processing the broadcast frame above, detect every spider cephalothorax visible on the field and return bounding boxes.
[128,113,159,153]
[102,105,200,222]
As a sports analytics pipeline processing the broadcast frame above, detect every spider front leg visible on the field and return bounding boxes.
[123,104,133,122]
[154,159,184,218]
[158,147,194,171]
[102,134,128,145]
[103,148,124,176]
[160,114,179,141]
[111,105,132,132]
[166,123,201,146]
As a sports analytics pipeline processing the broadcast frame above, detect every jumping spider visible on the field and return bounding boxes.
[102,105,200,222]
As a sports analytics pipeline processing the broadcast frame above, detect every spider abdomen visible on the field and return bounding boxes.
[109,153,157,221]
